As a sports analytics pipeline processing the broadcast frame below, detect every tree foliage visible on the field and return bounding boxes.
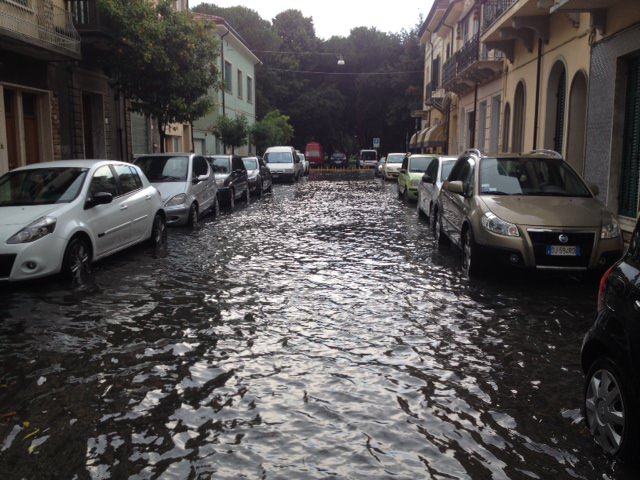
[191,3,424,155]
[212,115,249,154]
[98,0,219,152]
[250,110,295,155]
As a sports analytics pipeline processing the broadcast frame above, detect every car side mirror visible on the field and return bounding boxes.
[85,191,113,209]
[400,168,407,174]
[422,174,433,183]
[589,183,600,196]
[444,180,464,195]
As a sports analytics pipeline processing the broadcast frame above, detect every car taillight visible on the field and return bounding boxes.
[597,265,614,311]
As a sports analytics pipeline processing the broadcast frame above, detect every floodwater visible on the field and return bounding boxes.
[0,171,637,479]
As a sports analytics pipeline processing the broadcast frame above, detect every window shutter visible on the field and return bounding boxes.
[619,57,640,218]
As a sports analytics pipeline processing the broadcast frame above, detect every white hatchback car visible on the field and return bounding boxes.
[0,160,166,282]
[417,155,457,221]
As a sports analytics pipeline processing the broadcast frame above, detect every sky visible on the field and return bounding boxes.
[190,1,431,39]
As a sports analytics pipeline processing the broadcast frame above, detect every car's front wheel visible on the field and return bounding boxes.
[227,190,235,212]
[256,177,263,198]
[584,356,638,462]
[188,203,199,227]
[61,236,91,281]
[462,227,485,276]
[244,186,250,204]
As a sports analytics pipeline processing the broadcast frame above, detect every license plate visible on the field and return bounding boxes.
[546,245,581,256]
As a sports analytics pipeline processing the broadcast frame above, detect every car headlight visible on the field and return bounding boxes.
[165,193,187,207]
[601,220,621,239]
[481,212,520,237]
[7,216,57,244]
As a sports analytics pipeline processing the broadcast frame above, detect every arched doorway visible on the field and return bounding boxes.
[566,71,588,175]
[512,82,526,153]
[544,61,567,154]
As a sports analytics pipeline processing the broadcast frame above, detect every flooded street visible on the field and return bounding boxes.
[1,172,636,479]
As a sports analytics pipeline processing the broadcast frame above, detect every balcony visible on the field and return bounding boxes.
[425,81,444,111]
[0,0,81,60]
[66,0,112,50]
[442,34,504,95]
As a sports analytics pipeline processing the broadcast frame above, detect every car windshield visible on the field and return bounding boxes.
[136,156,188,181]
[479,157,592,197]
[209,156,231,174]
[242,158,258,170]
[0,167,87,206]
[264,152,293,164]
[387,154,404,164]
[361,151,376,160]
[408,156,432,173]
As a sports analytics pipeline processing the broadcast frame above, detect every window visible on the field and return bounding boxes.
[512,82,526,153]
[247,76,253,104]
[237,69,243,99]
[619,56,640,217]
[477,101,487,151]
[193,156,209,177]
[90,166,118,197]
[114,165,141,194]
[224,61,232,93]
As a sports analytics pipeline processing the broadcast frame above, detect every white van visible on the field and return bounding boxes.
[358,149,378,168]
[263,146,303,183]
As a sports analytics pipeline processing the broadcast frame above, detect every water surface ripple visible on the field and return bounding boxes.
[0,173,635,479]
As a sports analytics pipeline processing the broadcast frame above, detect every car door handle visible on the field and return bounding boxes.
[145,194,152,200]
[635,300,640,312]
[120,205,128,211]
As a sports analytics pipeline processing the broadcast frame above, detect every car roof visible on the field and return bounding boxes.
[265,146,294,151]
[10,159,133,171]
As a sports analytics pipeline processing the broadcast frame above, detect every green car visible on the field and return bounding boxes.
[397,154,435,201]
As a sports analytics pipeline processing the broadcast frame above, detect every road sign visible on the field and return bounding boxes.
[373,137,380,148]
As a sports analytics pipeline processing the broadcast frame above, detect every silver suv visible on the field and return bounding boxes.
[433,149,623,275]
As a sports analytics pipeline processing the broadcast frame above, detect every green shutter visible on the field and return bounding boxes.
[619,57,640,218]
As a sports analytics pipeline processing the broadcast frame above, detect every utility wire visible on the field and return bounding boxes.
[261,67,423,76]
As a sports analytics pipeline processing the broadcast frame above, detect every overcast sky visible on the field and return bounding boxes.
[190,1,431,39]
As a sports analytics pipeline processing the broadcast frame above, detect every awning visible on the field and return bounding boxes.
[418,124,437,148]
[409,131,419,148]
[422,122,447,148]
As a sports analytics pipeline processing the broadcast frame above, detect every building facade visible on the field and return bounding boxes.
[1,0,81,174]
[192,14,260,156]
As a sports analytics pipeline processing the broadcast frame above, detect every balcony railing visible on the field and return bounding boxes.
[67,0,101,29]
[0,0,81,57]
[442,52,458,87]
[482,0,517,31]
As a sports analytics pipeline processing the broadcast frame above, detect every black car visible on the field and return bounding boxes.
[206,155,249,211]
[327,152,348,168]
[242,155,273,198]
[581,220,639,463]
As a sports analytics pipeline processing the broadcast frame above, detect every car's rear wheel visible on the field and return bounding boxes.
[150,213,167,247]
[432,209,449,246]
[212,197,220,218]
[227,190,235,212]
[417,193,426,219]
[61,236,91,281]
[462,227,485,276]
[244,186,250,204]
[585,356,638,463]
[256,177,263,199]
[188,203,199,227]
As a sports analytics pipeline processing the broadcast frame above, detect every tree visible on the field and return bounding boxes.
[212,115,249,154]
[250,110,295,155]
[98,0,219,152]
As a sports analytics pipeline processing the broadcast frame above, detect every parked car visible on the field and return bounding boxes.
[432,149,624,276]
[382,153,405,180]
[397,154,434,201]
[375,156,386,177]
[242,156,273,198]
[135,153,218,226]
[206,154,250,211]
[296,151,310,176]
[580,220,640,463]
[263,146,302,183]
[0,160,166,282]
[358,149,378,168]
[327,152,348,169]
[417,155,457,221]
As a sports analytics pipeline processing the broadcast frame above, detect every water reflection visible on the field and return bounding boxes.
[0,173,637,479]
